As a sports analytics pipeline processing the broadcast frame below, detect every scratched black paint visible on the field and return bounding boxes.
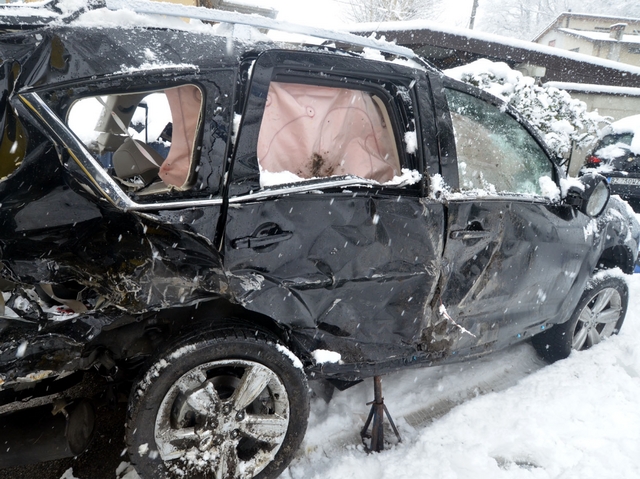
[0,25,637,394]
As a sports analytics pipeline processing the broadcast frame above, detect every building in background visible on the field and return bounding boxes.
[531,13,640,125]
[533,13,640,66]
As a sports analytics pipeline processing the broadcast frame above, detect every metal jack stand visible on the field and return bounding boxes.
[360,376,401,452]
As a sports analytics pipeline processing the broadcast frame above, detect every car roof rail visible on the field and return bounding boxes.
[0,0,103,30]
[0,0,420,61]
[103,0,417,59]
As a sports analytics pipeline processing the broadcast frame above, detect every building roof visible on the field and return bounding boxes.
[532,12,640,43]
[544,82,640,97]
[557,27,640,45]
[348,20,640,87]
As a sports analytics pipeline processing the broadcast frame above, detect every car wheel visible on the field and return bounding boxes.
[126,328,309,479]
[532,275,628,363]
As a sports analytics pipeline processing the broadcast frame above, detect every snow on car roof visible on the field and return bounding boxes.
[599,114,640,155]
[607,114,640,135]
[1,0,422,74]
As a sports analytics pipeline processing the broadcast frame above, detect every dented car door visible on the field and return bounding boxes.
[432,80,594,355]
[223,51,445,370]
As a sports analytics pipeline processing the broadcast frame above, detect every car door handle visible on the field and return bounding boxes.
[449,228,490,240]
[231,223,293,249]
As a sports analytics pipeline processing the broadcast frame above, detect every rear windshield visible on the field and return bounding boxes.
[595,133,640,173]
[598,133,633,150]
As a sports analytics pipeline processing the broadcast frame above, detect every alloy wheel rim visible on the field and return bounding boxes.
[572,287,622,350]
[154,359,290,478]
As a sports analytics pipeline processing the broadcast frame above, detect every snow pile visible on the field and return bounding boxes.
[445,59,608,161]
[559,176,585,197]
[538,175,560,201]
[259,168,421,188]
[276,343,304,370]
[404,130,418,154]
[283,273,640,479]
[59,468,79,479]
[311,349,342,364]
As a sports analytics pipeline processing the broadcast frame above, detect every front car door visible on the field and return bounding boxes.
[432,77,594,357]
[224,51,445,375]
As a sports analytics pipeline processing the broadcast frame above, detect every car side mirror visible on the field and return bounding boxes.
[564,172,610,217]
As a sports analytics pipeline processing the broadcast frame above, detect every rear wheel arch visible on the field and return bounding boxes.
[99,299,310,370]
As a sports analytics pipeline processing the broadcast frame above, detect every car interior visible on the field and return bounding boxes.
[67,84,203,195]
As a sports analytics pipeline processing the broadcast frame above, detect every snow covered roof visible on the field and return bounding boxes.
[348,20,640,87]
[557,28,640,45]
[604,114,640,135]
[544,82,640,97]
[0,0,418,60]
[532,12,640,43]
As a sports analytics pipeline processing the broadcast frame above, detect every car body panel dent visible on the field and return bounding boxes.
[224,189,445,365]
[438,199,594,351]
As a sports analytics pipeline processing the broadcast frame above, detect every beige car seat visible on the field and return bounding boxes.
[112,137,165,184]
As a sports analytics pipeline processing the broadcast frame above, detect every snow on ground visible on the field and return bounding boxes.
[283,274,640,479]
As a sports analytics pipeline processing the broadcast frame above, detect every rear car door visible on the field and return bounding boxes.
[223,51,445,369]
[433,79,593,355]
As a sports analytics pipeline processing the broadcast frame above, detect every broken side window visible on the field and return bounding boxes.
[257,82,401,184]
[67,84,203,195]
[445,88,553,195]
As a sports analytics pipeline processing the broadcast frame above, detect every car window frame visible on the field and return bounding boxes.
[228,50,425,201]
[25,69,234,212]
[438,77,561,201]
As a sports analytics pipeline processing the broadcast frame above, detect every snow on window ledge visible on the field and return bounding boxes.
[259,167,421,189]
[539,176,560,202]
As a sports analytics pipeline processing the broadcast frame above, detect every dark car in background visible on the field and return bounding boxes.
[584,114,640,212]
[1,1,639,478]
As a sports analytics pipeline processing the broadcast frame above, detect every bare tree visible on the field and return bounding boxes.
[346,0,444,23]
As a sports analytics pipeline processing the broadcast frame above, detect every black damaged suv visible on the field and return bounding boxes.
[1,1,639,477]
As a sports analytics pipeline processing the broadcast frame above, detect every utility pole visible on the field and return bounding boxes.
[469,0,479,29]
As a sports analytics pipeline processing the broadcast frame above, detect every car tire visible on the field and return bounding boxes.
[126,328,309,479]
[532,275,628,363]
